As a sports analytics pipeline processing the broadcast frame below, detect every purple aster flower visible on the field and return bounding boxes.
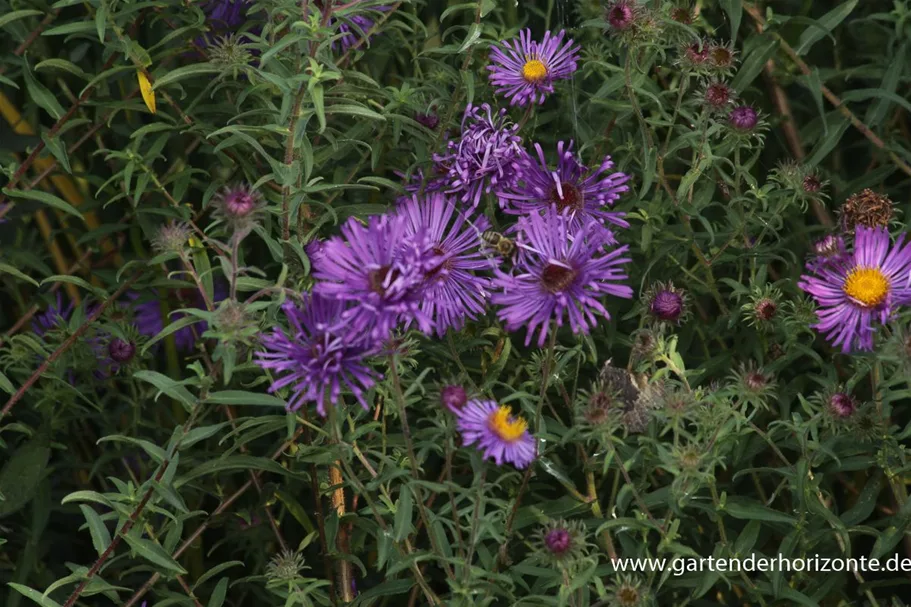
[32,293,74,336]
[312,214,437,341]
[730,105,759,131]
[491,209,634,346]
[332,2,391,52]
[807,234,850,273]
[255,294,381,416]
[499,140,630,232]
[441,384,468,412]
[396,193,492,336]
[131,284,227,352]
[487,29,581,106]
[205,0,248,30]
[432,103,526,209]
[455,399,536,468]
[798,225,911,352]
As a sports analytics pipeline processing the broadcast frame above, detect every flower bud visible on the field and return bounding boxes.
[729,105,758,131]
[440,384,467,412]
[107,338,136,363]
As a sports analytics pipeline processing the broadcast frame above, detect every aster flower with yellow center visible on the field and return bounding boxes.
[487,29,580,106]
[454,399,536,468]
[798,225,911,352]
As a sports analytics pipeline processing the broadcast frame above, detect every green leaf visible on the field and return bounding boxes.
[207,391,286,407]
[176,456,299,488]
[7,584,62,607]
[0,262,39,287]
[122,533,187,574]
[39,275,105,299]
[459,22,482,52]
[41,132,72,174]
[325,104,385,122]
[180,423,231,449]
[152,64,222,89]
[0,436,50,518]
[866,43,907,127]
[191,561,244,591]
[720,0,742,45]
[312,83,326,133]
[805,114,850,167]
[723,496,796,524]
[207,577,229,607]
[731,35,779,93]
[95,5,106,43]
[79,505,112,556]
[140,315,201,355]
[0,10,43,29]
[0,370,14,395]
[3,188,84,221]
[393,485,413,542]
[841,472,882,526]
[42,21,96,36]
[23,66,65,120]
[35,58,90,81]
[795,0,858,56]
[97,435,167,464]
[134,370,197,409]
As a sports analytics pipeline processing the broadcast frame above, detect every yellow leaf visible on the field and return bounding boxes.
[137,70,156,114]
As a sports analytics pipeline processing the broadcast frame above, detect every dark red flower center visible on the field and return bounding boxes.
[425,246,454,281]
[541,263,577,293]
[549,182,584,211]
[369,265,401,296]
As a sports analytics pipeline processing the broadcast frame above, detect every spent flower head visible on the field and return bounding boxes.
[532,519,590,569]
[152,221,193,256]
[839,188,894,232]
[265,549,307,584]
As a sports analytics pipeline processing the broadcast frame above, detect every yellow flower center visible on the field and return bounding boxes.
[521,59,548,83]
[488,406,528,442]
[843,267,889,307]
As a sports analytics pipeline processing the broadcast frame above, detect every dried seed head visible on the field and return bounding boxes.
[670,7,692,24]
[704,82,733,109]
[152,221,192,255]
[609,576,647,607]
[840,189,893,232]
[755,298,777,321]
[803,174,822,193]
[709,43,736,69]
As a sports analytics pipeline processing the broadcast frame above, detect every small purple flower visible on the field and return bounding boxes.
[798,225,911,352]
[828,392,857,419]
[454,399,535,468]
[108,338,136,363]
[606,0,637,31]
[255,294,382,416]
[487,29,580,106]
[396,193,491,336]
[491,209,634,346]
[32,293,74,336]
[215,183,263,221]
[132,285,226,352]
[545,528,571,555]
[415,111,439,130]
[499,140,630,231]
[312,214,437,341]
[729,105,759,131]
[650,288,684,322]
[432,104,526,209]
[333,2,391,52]
[441,385,468,412]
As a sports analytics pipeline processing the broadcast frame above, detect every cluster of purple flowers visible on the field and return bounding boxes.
[254,30,631,470]
[799,225,911,352]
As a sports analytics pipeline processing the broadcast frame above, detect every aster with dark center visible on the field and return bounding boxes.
[396,193,492,336]
[487,29,581,106]
[606,0,638,31]
[499,140,630,234]
[255,294,382,416]
[454,399,535,468]
[799,225,911,352]
[312,213,438,341]
[432,104,526,208]
[490,209,633,346]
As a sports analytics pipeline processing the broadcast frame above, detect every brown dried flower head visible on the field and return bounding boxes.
[839,188,893,232]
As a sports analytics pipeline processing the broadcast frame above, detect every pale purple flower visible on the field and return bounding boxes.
[432,104,526,208]
[455,399,536,468]
[312,214,438,341]
[499,140,630,232]
[487,29,581,106]
[396,193,492,336]
[255,294,381,416]
[491,209,634,346]
[798,225,911,352]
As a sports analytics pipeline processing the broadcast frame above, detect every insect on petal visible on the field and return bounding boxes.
[138,70,156,114]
